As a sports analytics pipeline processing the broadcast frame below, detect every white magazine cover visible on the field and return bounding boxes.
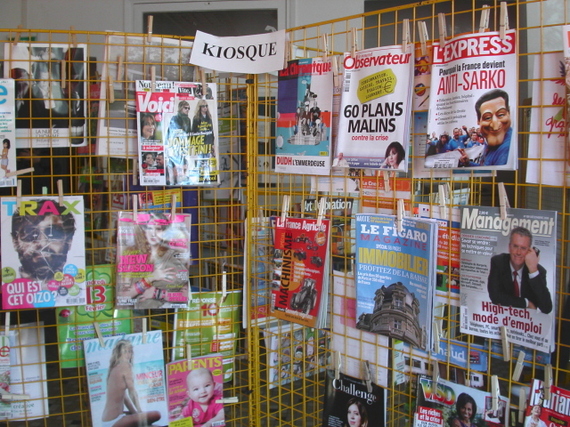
[1,196,86,309]
[425,30,518,170]
[460,206,557,352]
[84,331,168,427]
[0,79,17,187]
[334,45,414,171]
[4,43,87,148]
[97,34,193,157]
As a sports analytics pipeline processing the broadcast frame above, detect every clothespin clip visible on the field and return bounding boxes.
[491,375,500,411]
[132,194,138,218]
[12,25,23,46]
[499,2,509,40]
[518,387,526,423]
[216,397,239,404]
[281,195,290,223]
[108,74,115,103]
[383,170,391,192]
[117,55,124,80]
[70,26,78,48]
[316,197,327,227]
[220,270,228,304]
[402,19,410,53]
[512,350,526,381]
[16,180,22,210]
[479,4,490,33]
[433,321,441,353]
[57,179,64,206]
[544,364,552,400]
[322,34,329,61]
[363,360,373,393]
[61,58,67,90]
[150,66,156,92]
[498,182,510,220]
[418,21,429,56]
[147,15,154,43]
[5,312,10,338]
[332,56,340,88]
[93,322,106,347]
[170,194,177,218]
[283,37,291,68]
[335,351,342,380]
[438,13,447,48]
[142,317,147,344]
[351,28,358,58]
[132,160,138,186]
[196,67,207,95]
[42,187,48,195]
[186,344,192,363]
[0,392,30,402]
[438,184,448,221]
[6,167,34,178]
[397,199,405,232]
[432,359,439,385]
[500,326,510,362]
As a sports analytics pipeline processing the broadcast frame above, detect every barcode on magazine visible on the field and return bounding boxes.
[66,298,84,305]
[343,72,352,92]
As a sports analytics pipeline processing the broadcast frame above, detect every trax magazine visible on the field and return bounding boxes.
[523,379,570,426]
[84,330,168,427]
[275,57,334,175]
[414,375,509,427]
[354,213,438,351]
[115,211,192,309]
[322,370,386,427]
[270,216,331,328]
[166,354,225,427]
[0,196,86,309]
[425,30,518,170]
[135,80,220,186]
[459,206,557,352]
[335,44,414,172]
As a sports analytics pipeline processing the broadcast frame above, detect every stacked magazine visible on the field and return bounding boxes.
[523,378,570,427]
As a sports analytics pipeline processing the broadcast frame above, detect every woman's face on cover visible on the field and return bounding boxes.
[144,223,164,246]
[347,403,362,427]
[142,119,155,139]
[459,402,473,422]
[385,148,399,167]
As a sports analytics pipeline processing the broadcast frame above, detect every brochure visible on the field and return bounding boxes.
[524,379,570,427]
[459,206,557,352]
[1,196,86,309]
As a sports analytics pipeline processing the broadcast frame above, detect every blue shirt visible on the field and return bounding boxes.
[482,127,512,166]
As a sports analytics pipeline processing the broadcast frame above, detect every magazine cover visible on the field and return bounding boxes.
[332,271,390,387]
[360,175,412,214]
[56,265,133,368]
[414,376,509,427]
[275,57,334,175]
[322,370,386,427]
[0,79,16,187]
[172,291,241,382]
[97,34,193,157]
[524,379,570,427]
[355,214,438,351]
[459,206,557,352]
[270,216,331,328]
[166,354,225,427]
[136,80,220,186]
[334,45,414,171]
[4,43,87,148]
[84,331,168,427]
[0,322,48,421]
[0,334,10,417]
[1,196,87,309]
[263,323,329,390]
[526,52,568,186]
[115,211,192,309]
[425,29,518,170]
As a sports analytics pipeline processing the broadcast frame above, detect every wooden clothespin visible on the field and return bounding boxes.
[93,322,106,347]
[498,182,510,220]
[281,195,290,223]
[518,387,526,423]
[12,25,23,46]
[383,170,391,192]
[117,55,124,80]
[512,350,526,381]
[132,194,138,218]
[500,326,510,362]
[70,26,78,48]
[150,66,156,92]
[108,74,115,103]
[283,36,291,68]
[132,160,138,186]
[199,68,207,95]
[499,2,509,40]
[544,364,553,400]
[335,351,342,380]
[147,15,154,43]
[170,194,177,218]
[42,186,48,195]
[332,56,340,88]
[316,197,327,227]
[142,317,147,344]
[432,359,439,385]
[5,313,10,338]
[491,375,500,411]
[216,397,239,404]
[396,199,405,232]
[57,179,64,206]
[220,270,228,304]
[186,344,192,363]
[479,4,491,33]
[438,13,447,48]
[402,19,410,53]
[418,21,429,56]
[433,321,441,353]
[322,34,329,61]
[16,180,22,210]
[438,184,448,221]
[363,360,373,393]
[1,392,30,402]
[61,58,67,90]
[6,167,34,178]
[351,28,358,58]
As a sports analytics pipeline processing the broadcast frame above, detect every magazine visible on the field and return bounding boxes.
[322,370,386,427]
[166,354,225,427]
[56,265,133,368]
[172,291,241,382]
[275,57,334,175]
[97,34,193,157]
[524,379,570,427]
[115,211,192,309]
[4,43,87,148]
[425,30,518,170]
[0,79,16,188]
[414,375,509,427]
[0,335,9,417]
[263,322,329,390]
[270,216,331,328]
[355,214,438,351]
[0,196,87,309]
[459,206,557,352]
[84,331,168,427]
[360,175,412,214]
[135,80,220,186]
[335,45,414,171]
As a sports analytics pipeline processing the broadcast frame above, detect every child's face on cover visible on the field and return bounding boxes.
[187,371,214,404]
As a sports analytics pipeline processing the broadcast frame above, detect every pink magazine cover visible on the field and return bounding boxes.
[166,354,225,427]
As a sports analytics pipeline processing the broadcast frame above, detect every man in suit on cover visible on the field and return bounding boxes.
[487,226,552,313]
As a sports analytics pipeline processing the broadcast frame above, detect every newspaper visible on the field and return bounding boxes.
[459,206,557,352]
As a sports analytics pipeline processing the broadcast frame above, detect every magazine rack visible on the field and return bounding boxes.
[0,0,569,425]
